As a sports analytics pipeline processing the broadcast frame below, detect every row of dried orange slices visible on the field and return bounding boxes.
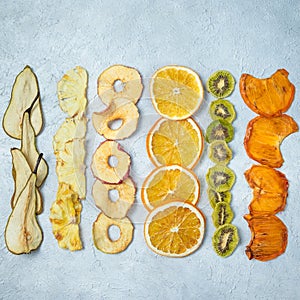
[142,65,206,257]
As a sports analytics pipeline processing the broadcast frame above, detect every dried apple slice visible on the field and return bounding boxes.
[49,183,82,251]
[245,165,288,215]
[3,66,43,139]
[57,66,88,118]
[5,155,43,254]
[92,98,139,140]
[244,214,288,261]
[244,114,298,168]
[92,178,135,219]
[91,140,131,184]
[21,111,48,187]
[240,69,295,117]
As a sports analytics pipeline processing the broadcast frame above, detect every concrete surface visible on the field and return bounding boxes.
[0,0,299,299]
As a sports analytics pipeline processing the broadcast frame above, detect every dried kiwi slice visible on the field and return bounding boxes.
[212,202,234,228]
[209,140,232,165]
[206,165,235,192]
[206,70,235,98]
[212,224,239,257]
[208,188,231,208]
[210,99,236,123]
[205,120,234,143]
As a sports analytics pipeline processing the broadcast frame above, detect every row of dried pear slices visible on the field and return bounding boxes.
[49,66,88,251]
[3,66,48,254]
[91,65,143,254]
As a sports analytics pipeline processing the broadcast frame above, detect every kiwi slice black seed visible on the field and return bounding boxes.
[210,99,236,123]
[206,165,235,192]
[209,140,232,165]
[206,70,235,98]
[205,120,234,144]
[208,188,231,208]
[212,224,239,257]
[212,202,234,228]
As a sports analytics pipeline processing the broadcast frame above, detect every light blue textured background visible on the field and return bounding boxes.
[0,1,299,299]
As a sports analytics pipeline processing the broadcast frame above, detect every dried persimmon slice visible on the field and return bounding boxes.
[245,165,288,215]
[244,114,298,168]
[244,214,288,261]
[240,69,295,117]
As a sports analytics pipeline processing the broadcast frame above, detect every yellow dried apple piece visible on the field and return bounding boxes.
[49,183,82,251]
[93,213,134,254]
[97,65,143,105]
[3,65,43,139]
[92,177,136,219]
[57,66,88,117]
[92,97,139,140]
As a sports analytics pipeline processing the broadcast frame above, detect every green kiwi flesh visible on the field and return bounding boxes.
[206,165,235,192]
[206,70,235,98]
[210,99,236,123]
[212,224,239,257]
[208,188,231,209]
[212,202,234,228]
[209,141,232,165]
[205,120,234,144]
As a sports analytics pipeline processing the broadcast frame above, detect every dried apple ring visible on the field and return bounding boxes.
[92,178,136,219]
[93,213,134,254]
[92,98,139,140]
[91,140,131,184]
[97,65,143,105]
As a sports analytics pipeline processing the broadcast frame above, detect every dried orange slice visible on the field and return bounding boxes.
[147,118,203,169]
[141,165,200,211]
[150,65,204,120]
[240,69,295,117]
[245,165,288,215]
[144,202,205,257]
[244,114,298,168]
[244,214,288,261]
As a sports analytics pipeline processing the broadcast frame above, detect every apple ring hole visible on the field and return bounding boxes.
[108,155,118,168]
[108,189,120,203]
[108,118,123,130]
[108,224,121,242]
[113,80,124,93]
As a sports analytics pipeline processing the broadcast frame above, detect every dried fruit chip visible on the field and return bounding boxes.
[93,213,134,254]
[209,99,236,123]
[57,66,88,117]
[205,119,234,144]
[150,65,204,120]
[209,140,232,165]
[141,165,200,211]
[207,188,231,209]
[147,118,203,169]
[244,214,288,261]
[212,202,234,228]
[206,165,235,192]
[245,165,288,215]
[92,97,139,140]
[92,178,136,219]
[49,183,82,251]
[91,140,131,184]
[240,69,295,117]
[144,202,205,257]
[244,114,298,168]
[97,64,143,105]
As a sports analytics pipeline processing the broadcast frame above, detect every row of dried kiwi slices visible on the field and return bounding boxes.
[205,70,239,258]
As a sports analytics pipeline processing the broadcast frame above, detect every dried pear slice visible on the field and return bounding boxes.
[245,165,288,215]
[244,214,288,261]
[57,66,88,117]
[21,111,48,187]
[97,65,143,106]
[55,139,86,199]
[92,97,139,140]
[240,69,295,117]
[53,116,87,153]
[93,213,134,254]
[3,66,43,139]
[49,183,82,251]
[5,155,43,254]
[244,114,298,168]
